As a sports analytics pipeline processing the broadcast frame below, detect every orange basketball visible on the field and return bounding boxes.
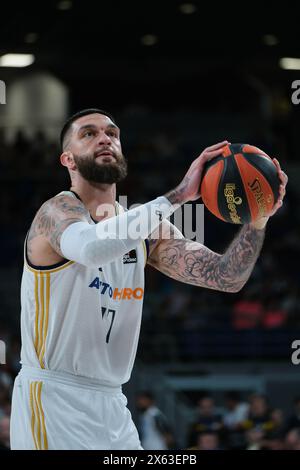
[200,143,280,224]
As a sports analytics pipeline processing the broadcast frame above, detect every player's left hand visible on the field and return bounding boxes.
[251,158,288,230]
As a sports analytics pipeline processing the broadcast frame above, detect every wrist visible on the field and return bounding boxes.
[164,186,186,206]
[250,217,269,230]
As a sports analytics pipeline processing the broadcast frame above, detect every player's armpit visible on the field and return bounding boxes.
[27,194,91,258]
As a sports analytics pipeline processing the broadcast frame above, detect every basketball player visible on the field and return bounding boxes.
[10,109,288,450]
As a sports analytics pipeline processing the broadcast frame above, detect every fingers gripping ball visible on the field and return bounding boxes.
[200,144,280,224]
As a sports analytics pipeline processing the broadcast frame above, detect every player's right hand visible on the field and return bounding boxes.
[174,141,230,204]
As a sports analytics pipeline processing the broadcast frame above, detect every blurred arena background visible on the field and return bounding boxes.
[0,0,300,450]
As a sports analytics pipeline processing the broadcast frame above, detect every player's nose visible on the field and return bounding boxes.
[97,131,112,145]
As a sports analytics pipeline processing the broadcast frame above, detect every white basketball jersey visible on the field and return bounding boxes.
[20,191,148,386]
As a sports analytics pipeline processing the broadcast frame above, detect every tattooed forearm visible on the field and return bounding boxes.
[218,224,265,290]
[148,220,184,257]
[164,178,190,206]
[27,195,90,256]
[149,224,265,293]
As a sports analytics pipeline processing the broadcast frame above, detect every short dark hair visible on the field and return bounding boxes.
[60,108,116,149]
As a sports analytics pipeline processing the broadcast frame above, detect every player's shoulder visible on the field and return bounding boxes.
[39,191,87,215]
[28,191,91,244]
[32,191,90,233]
[45,190,80,207]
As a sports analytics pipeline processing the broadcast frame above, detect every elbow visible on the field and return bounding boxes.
[228,286,242,294]
[228,281,246,293]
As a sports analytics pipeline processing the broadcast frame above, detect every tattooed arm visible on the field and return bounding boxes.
[148,222,265,293]
[27,194,91,265]
[148,145,287,292]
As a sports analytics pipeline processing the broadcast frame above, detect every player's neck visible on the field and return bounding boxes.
[70,180,116,222]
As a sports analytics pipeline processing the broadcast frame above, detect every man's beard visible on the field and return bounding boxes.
[73,150,128,184]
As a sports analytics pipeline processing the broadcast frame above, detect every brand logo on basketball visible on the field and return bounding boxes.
[224,184,242,224]
[248,178,267,217]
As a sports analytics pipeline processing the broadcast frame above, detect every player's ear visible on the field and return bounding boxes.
[60,151,76,170]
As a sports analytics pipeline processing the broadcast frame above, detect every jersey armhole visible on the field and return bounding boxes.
[24,233,74,273]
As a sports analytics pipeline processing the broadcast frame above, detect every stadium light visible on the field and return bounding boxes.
[0,54,35,67]
[279,57,300,70]
[179,3,197,14]
[141,35,158,46]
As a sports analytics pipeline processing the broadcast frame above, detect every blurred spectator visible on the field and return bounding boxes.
[0,415,10,450]
[270,408,285,435]
[13,129,30,155]
[232,287,264,329]
[241,394,276,436]
[284,397,300,433]
[223,391,249,428]
[262,298,288,328]
[136,391,175,450]
[222,391,249,449]
[28,130,48,170]
[0,372,12,417]
[190,431,221,450]
[188,395,223,446]
[245,427,265,450]
[284,428,300,450]
[260,432,285,450]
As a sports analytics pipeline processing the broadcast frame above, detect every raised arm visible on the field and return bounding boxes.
[28,192,177,268]
[147,149,288,293]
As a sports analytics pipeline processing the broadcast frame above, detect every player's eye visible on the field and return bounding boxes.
[82,130,95,138]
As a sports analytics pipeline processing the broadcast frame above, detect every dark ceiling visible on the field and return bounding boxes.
[0,1,299,109]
